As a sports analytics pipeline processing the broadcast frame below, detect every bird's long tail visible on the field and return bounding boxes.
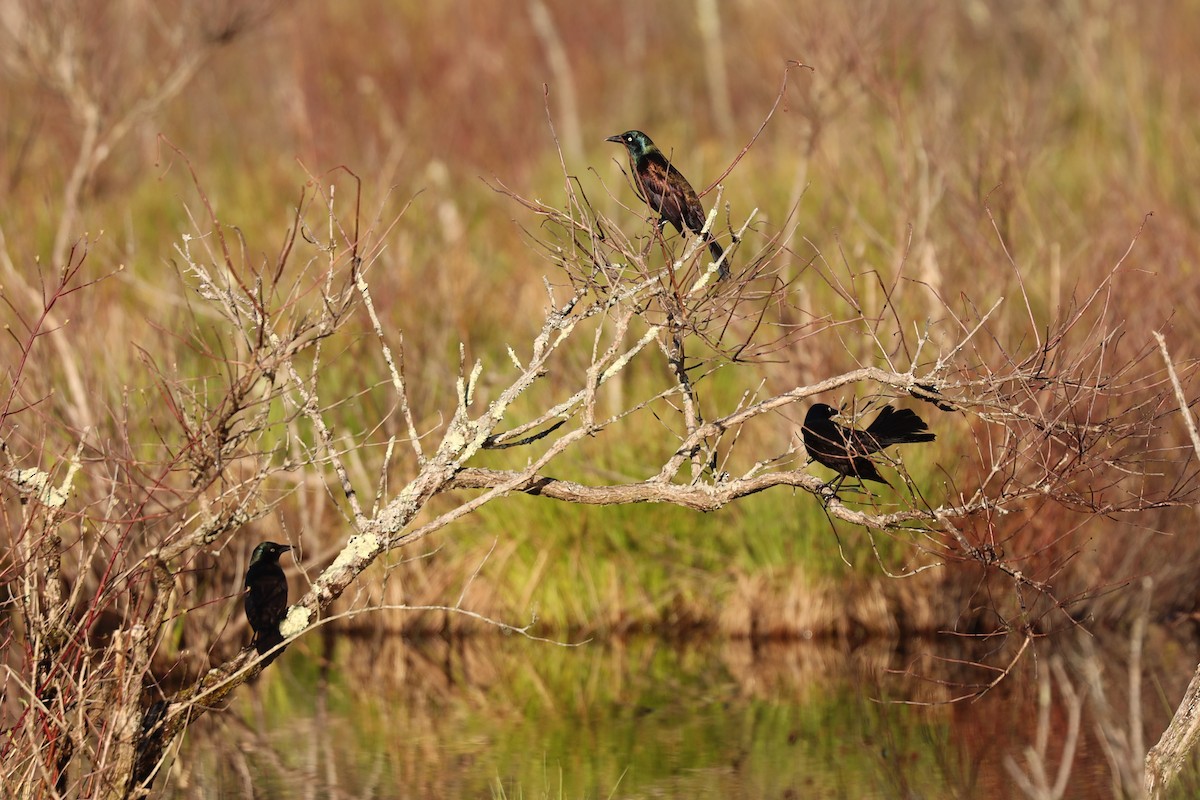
[706,237,729,280]
[253,629,287,666]
[867,405,936,447]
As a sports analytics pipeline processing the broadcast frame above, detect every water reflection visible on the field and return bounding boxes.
[165,630,1200,798]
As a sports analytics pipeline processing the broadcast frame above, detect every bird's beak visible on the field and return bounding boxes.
[605,134,623,143]
[281,545,292,552]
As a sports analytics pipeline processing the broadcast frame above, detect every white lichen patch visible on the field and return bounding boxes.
[466,359,482,404]
[327,533,381,576]
[601,327,658,384]
[279,605,310,638]
[441,425,468,454]
[11,467,48,492]
[7,467,69,508]
[347,532,380,559]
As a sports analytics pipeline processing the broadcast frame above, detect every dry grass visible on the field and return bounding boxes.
[2,0,1199,638]
[3,13,1200,794]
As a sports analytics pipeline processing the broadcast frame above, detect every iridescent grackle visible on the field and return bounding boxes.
[244,541,291,657]
[606,130,728,279]
[802,403,935,493]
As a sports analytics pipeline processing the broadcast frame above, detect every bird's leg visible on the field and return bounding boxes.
[819,474,846,503]
[651,221,681,295]
[849,477,887,500]
[653,218,670,256]
[651,218,669,252]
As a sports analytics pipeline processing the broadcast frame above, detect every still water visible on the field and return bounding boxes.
[166,631,1200,799]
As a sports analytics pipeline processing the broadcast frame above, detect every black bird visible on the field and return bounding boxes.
[910,382,956,412]
[606,130,729,279]
[244,541,291,657]
[802,403,936,492]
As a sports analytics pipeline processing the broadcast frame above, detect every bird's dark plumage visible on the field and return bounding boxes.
[244,541,291,657]
[910,382,956,412]
[606,130,728,280]
[802,403,935,489]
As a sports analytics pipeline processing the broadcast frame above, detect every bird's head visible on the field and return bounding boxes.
[605,130,657,158]
[804,403,840,424]
[250,541,292,566]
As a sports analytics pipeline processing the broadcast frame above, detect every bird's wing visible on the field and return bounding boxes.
[847,425,886,456]
[667,162,708,234]
[865,405,935,447]
[805,419,854,464]
[637,156,690,234]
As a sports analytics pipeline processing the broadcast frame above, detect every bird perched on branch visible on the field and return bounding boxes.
[606,130,728,280]
[802,403,935,494]
[244,541,291,658]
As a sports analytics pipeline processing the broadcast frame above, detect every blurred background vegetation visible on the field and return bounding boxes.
[3,0,1200,640]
